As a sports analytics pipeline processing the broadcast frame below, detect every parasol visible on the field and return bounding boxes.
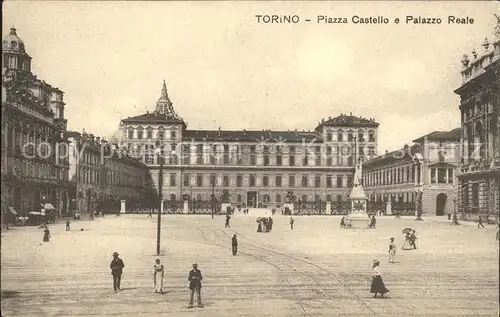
[402,228,413,234]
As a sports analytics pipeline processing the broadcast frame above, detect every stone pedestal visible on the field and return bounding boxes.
[120,200,126,214]
[160,201,164,214]
[183,200,189,214]
[326,201,332,215]
[221,203,231,214]
[346,199,370,228]
[284,203,294,215]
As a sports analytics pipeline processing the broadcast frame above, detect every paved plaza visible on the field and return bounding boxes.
[1,214,498,317]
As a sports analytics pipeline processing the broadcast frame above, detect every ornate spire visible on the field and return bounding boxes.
[158,79,169,102]
[154,79,182,120]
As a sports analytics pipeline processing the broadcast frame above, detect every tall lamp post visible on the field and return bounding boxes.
[155,140,164,256]
[413,155,424,221]
[210,181,215,219]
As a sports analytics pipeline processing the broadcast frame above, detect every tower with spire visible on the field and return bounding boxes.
[154,80,182,120]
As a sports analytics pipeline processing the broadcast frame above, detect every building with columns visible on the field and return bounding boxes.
[455,21,500,221]
[362,128,461,216]
[67,131,155,215]
[118,81,379,211]
[1,27,70,219]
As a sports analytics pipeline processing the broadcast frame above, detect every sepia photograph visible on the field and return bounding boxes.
[1,1,499,316]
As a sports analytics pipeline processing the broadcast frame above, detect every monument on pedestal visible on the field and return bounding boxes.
[345,158,370,228]
[120,200,126,214]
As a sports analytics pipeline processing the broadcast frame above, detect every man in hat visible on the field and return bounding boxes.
[231,234,238,256]
[153,258,164,293]
[110,252,125,292]
[388,237,397,263]
[188,263,203,308]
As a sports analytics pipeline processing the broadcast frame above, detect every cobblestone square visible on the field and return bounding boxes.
[1,214,498,316]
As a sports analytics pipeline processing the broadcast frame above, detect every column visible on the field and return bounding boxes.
[445,168,449,184]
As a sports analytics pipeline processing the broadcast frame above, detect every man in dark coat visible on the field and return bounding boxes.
[231,234,238,256]
[188,263,203,308]
[110,252,125,292]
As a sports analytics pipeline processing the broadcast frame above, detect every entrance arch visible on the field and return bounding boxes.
[436,193,447,216]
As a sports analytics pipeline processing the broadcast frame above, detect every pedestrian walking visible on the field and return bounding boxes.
[188,263,203,308]
[370,260,389,298]
[388,237,397,263]
[110,252,125,292]
[153,258,164,293]
[410,230,418,249]
[290,217,294,230]
[340,216,346,228]
[225,214,231,228]
[232,234,238,256]
[65,220,70,231]
[43,228,51,242]
[477,216,484,228]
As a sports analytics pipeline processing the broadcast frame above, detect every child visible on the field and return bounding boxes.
[153,259,164,293]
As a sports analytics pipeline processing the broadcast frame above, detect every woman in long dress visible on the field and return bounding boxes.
[402,233,412,250]
[370,260,389,298]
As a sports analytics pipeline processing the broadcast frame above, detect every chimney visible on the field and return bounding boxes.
[328,116,332,120]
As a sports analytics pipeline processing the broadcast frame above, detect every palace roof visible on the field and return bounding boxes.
[412,128,461,143]
[183,129,323,143]
[316,113,379,130]
[121,111,186,124]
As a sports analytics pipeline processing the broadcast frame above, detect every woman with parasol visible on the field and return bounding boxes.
[256,217,262,232]
[402,228,413,250]
[370,260,389,298]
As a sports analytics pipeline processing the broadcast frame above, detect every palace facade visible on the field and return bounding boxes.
[1,28,70,219]
[455,23,500,221]
[119,81,379,210]
[362,129,461,216]
[67,131,155,215]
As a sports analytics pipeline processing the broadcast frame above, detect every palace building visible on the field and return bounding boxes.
[119,81,379,211]
[67,131,155,215]
[1,28,70,219]
[454,21,500,221]
[362,129,461,216]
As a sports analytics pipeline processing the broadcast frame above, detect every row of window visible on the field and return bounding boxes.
[76,166,145,188]
[162,173,353,189]
[10,158,68,181]
[325,130,376,143]
[364,165,418,187]
[128,128,177,140]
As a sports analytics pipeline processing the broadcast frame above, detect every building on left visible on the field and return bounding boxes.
[1,28,70,221]
[66,131,156,216]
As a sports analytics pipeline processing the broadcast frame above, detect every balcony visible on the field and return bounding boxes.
[457,158,500,176]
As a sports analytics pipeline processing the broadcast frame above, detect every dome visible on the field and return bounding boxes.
[2,28,26,53]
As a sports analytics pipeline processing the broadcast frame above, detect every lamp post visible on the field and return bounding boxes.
[155,140,164,256]
[413,155,424,221]
[211,181,215,219]
[452,198,459,225]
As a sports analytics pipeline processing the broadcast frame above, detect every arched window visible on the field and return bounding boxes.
[127,127,134,139]
[368,130,375,142]
[337,129,343,142]
[157,126,165,139]
[136,126,143,140]
[146,126,153,139]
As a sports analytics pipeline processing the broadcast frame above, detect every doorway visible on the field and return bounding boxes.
[436,193,447,216]
[247,191,257,207]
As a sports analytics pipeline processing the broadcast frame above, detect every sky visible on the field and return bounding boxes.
[3,1,499,153]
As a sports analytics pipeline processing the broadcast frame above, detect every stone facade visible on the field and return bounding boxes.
[67,131,155,214]
[1,28,70,218]
[118,81,380,209]
[362,129,461,216]
[454,23,500,221]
